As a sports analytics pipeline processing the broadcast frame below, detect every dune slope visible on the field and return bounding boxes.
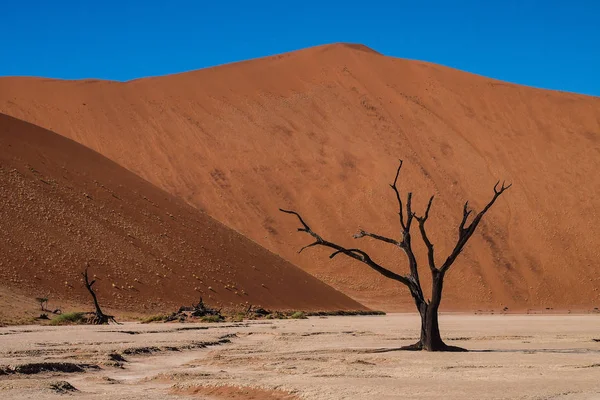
[1,43,599,311]
[0,113,366,319]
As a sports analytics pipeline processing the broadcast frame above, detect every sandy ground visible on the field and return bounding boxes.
[1,314,599,399]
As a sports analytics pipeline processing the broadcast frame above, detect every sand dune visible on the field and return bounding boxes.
[1,43,599,311]
[0,113,365,320]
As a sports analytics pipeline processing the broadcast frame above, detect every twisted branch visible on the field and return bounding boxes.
[82,267,118,325]
[280,209,414,288]
[353,229,401,247]
[440,181,512,273]
[415,195,437,272]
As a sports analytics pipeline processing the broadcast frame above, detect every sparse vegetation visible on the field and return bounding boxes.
[290,311,307,319]
[138,303,385,324]
[229,307,383,321]
[35,297,49,311]
[230,312,246,322]
[165,297,224,322]
[34,296,62,316]
[140,314,168,324]
[49,312,86,326]
[305,310,385,317]
[201,315,224,323]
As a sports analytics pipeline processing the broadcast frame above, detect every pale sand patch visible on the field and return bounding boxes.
[1,314,599,399]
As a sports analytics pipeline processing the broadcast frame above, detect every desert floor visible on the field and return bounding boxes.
[1,314,599,399]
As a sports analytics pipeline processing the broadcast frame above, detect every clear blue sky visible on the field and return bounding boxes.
[2,1,599,96]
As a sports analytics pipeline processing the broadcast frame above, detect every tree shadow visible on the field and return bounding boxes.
[361,344,468,353]
[470,348,600,354]
[360,347,600,354]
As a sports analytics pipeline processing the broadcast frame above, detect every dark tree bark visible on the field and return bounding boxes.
[82,267,117,325]
[280,160,510,351]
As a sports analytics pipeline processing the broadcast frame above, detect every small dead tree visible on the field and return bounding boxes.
[81,267,117,325]
[280,160,510,352]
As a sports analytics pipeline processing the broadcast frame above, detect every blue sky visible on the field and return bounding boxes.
[2,1,599,96]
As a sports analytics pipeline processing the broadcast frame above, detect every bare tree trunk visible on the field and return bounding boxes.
[82,267,117,325]
[87,280,104,318]
[412,272,465,352]
[420,304,445,351]
[423,271,444,351]
[404,302,445,350]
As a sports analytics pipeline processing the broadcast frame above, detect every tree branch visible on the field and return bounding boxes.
[415,195,437,272]
[386,161,421,287]
[329,248,370,260]
[353,229,401,247]
[390,160,406,231]
[440,181,512,273]
[280,209,414,288]
[459,201,472,233]
[405,192,415,232]
[298,241,320,253]
[82,268,102,315]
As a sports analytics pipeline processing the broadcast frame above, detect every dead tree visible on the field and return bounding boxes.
[81,267,117,325]
[280,160,510,352]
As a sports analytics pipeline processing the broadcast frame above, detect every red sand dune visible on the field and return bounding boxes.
[0,113,365,318]
[1,43,599,311]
